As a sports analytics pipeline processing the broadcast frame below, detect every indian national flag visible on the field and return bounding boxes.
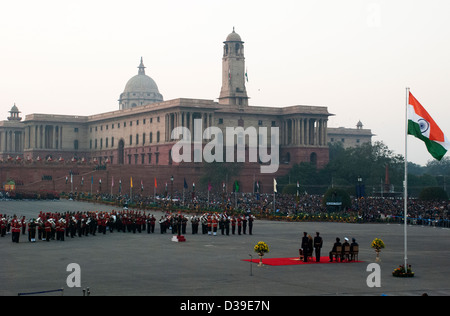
[408,92,450,161]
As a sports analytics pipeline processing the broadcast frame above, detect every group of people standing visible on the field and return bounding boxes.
[300,232,359,263]
[158,212,255,236]
[1,210,256,244]
[1,211,163,243]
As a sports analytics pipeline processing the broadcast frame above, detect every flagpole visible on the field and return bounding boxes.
[404,87,410,269]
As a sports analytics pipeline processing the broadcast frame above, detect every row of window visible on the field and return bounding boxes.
[90,117,161,133]
[90,117,276,133]
[330,138,361,144]
[95,153,160,166]
[217,119,277,126]
[90,132,161,150]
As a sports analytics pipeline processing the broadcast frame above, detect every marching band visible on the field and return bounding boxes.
[0,210,256,243]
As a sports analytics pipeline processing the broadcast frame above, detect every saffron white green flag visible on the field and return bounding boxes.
[408,92,450,161]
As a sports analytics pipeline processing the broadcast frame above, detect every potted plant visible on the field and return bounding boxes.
[371,238,385,262]
[254,241,269,266]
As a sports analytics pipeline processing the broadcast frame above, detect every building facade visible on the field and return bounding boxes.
[327,121,374,149]
[1,29,332,172]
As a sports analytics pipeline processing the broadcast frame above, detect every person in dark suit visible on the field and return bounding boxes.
[350,238,359,261]
[301,232,310,262]
[329,237,342,262]
[313,232,323,262]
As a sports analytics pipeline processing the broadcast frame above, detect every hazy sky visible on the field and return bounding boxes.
[1,0,449,166]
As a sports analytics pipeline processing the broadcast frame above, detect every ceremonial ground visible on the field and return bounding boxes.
[1,200,449,296]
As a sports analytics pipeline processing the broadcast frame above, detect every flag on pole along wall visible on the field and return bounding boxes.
[408,92,450,161]
[184,178,188,189]
[130,177,133,188]
[273,178,277,193]
[154,178,157,188]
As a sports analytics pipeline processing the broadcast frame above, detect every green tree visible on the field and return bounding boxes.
[322,187,352,210]
[419,187,449,201]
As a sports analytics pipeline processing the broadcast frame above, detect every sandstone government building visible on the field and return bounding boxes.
[0,29,373,194]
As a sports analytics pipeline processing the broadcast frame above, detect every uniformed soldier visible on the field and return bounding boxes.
[225,216,230,236]
[44,217,53,242]
[231,216,236,235]
[28,219,37,242]
[159,216,167,234]
[0,215,7,237]
[237,216,242,235]
[207,215,212,235]
[242,215,247,235]
[191,216,199,234]
[56,218,65,241]
[11,215,21,243]
[248,214,255,235]
[212,215,218,236]
[314,232,323,262]
[21,216,26,235]
[301,232,309,262]
[181,215,187,235]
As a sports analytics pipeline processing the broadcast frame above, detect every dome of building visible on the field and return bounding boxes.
[10,104,19,112]
[119,58,163,110]
[225,28,243,42]
[7,103,22,121]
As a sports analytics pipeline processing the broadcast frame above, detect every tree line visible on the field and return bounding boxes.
[279,141,449,199]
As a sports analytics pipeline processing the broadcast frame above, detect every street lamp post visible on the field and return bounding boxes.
[170,175,174,202]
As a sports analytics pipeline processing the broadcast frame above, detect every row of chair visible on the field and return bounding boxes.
[330,245,359,262]
[299,245,359,262]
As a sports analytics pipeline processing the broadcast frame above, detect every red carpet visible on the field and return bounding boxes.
[243,257,363,266]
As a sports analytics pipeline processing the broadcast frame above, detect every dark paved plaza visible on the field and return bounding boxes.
[1,199,449,296]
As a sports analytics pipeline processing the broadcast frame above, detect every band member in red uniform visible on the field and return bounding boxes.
[207,215,212,235]
[44,217,53,242]
[212,216,218,236]
[237,216,242,235]
[11,215,21,243]
[0,215,7,237]
[56,219,65,241]
[231,216,236,235]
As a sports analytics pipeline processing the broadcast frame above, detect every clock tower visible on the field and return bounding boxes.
[218,28,249,107]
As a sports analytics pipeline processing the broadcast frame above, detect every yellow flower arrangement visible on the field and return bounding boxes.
[371,238,385,250]
[254,241,269,254]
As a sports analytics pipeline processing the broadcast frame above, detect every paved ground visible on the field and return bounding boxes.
[1,199,449,296]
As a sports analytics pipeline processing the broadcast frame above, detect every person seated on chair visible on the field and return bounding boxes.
[342,237,350,261]
[350,238,359,261]
[329,237,341,262]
